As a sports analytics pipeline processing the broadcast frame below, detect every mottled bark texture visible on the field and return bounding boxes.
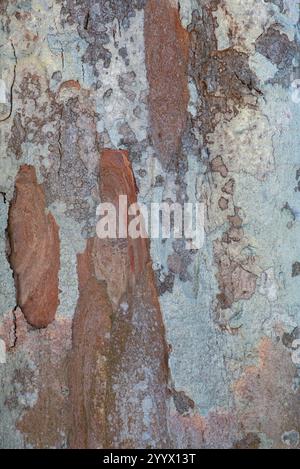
[0,0,300,449]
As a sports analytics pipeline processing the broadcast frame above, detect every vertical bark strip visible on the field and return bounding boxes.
[69,250,112,448]
[100,150,170,448]
[7,165,60,328]
[144,0,190,168]
[69,150,170,448]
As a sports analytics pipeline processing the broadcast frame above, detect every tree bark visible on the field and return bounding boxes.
[0,0,299,449]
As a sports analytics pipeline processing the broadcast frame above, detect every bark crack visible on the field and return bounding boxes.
[10,306,18,349]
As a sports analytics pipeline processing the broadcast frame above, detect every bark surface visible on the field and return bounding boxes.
[0,0,299,449]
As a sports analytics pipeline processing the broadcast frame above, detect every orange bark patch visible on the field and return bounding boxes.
[58,80,81,93]
[144,0,190,167]
[100,149,138,206]
[8,165,60,328]
[69,149,170,448]
[69,272,112,449]
[100,149,149,278]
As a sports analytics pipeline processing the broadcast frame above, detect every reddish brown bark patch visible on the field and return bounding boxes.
[105,263,170,448]
[100,149,138,206]
[100,149,150,278]
[100,148,170,447]
[222,178,235,195]
[8,165,60,328]
[210,156,228,178]
[58,80,81,93]
[14,316,72,449]
[233,338,300,448]
[144,0,189,168]
[69,149,170,448]
[69,251,112,448]
[218,197,229,211]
